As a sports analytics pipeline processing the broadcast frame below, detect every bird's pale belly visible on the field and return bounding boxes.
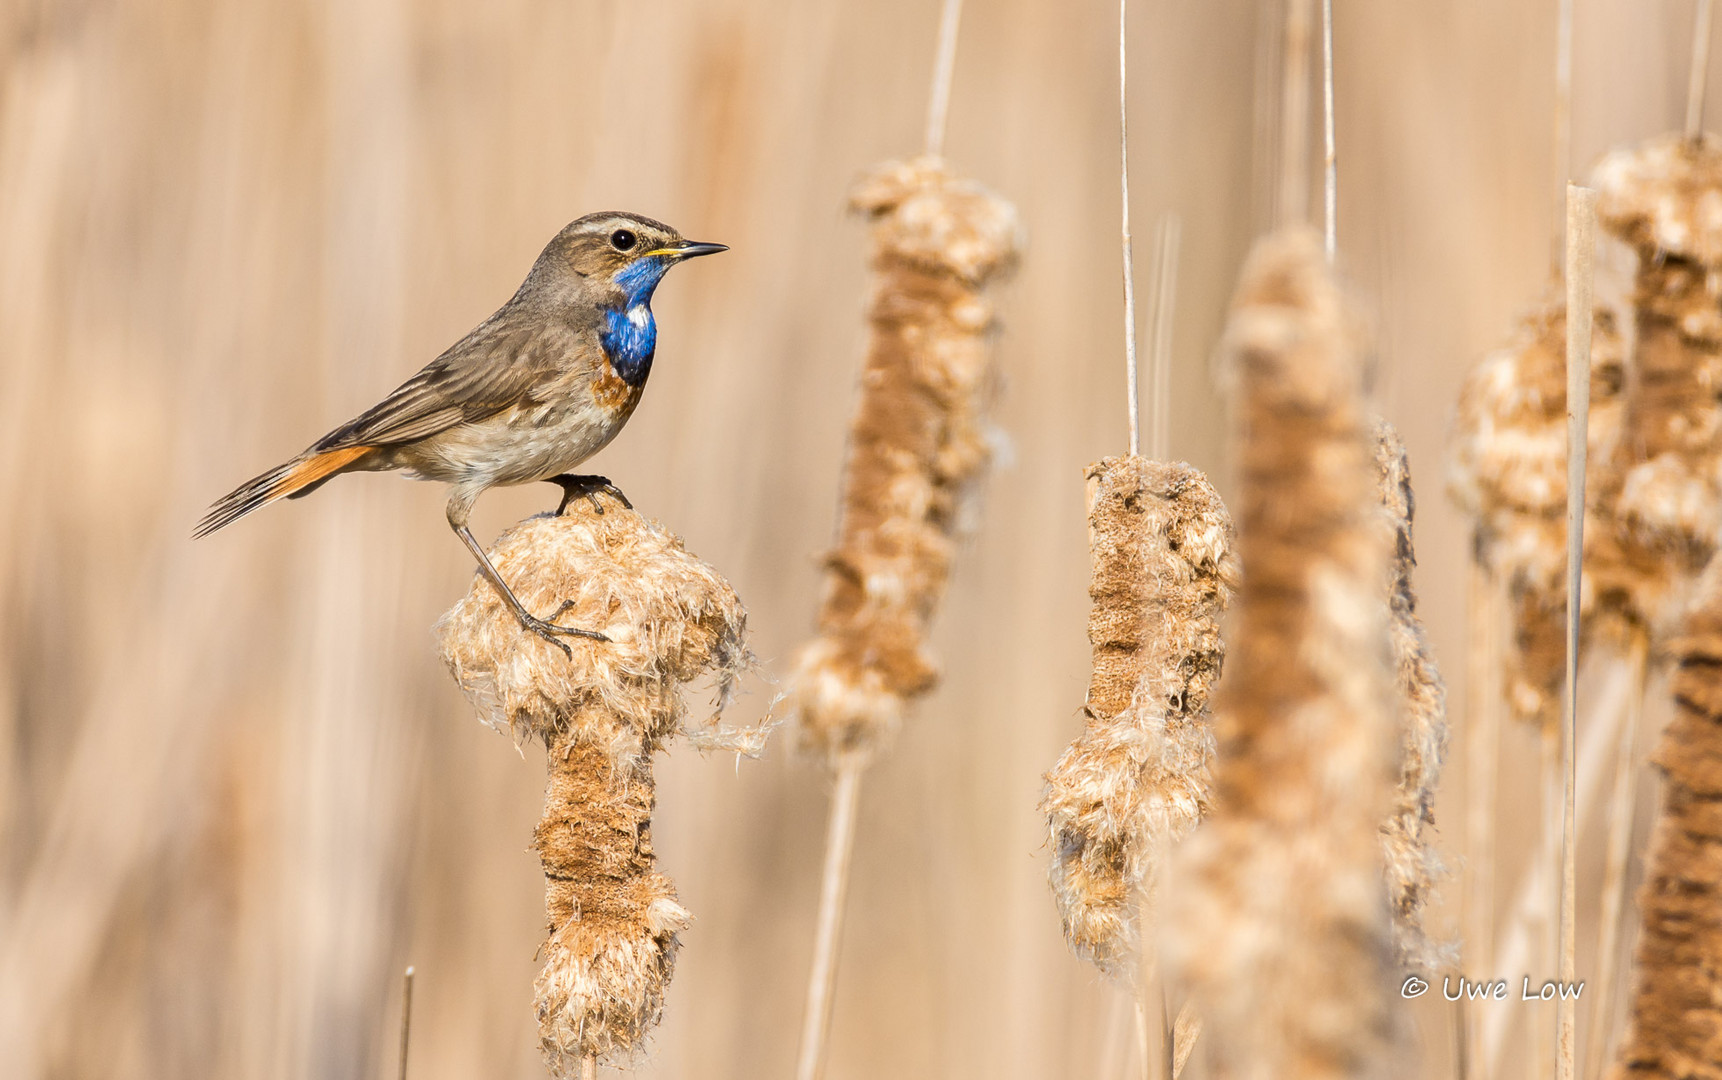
[398,392,637,488]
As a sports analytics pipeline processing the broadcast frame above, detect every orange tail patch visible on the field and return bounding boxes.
[194,445,373,538]
[283,445,371,494]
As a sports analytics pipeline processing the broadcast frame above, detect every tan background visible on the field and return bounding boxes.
[0,0,1705,1077]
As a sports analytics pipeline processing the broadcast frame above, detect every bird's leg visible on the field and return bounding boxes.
[448,516,608,657]
[546,474,633,515]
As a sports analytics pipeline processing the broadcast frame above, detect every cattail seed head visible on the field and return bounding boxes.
[1449,299,1626,727]
[790,158,1020,766]
[1170,229,1398,1080]
[1372,420,1451,973]
[1609,556,1722,1080]
[437,499,765,1074]
[1587,135,1722,639]
[1041,455,1238,977]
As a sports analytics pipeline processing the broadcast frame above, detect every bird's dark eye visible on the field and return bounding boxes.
[610,229,637,251]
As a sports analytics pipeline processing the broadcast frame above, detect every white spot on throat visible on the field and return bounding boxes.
[626,305,650,329]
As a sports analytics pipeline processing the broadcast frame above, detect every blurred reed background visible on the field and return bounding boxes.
[0,0,1709,1077]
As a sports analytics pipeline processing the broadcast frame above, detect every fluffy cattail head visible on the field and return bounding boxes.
[438,498,765,1074]
[1042,456,1238,977]
[1449,299,1626,725]
[1372,421,1451,973]
[1584,135,1722,640]
[1171,229,1398,1080]
[790,159,1020,765]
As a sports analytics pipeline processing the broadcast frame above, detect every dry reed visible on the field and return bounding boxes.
[1170,229,1397,1079]
[436,497,767,1076]
[1608,556,1722,1080]
[1041,455,1239,977]
[1371,419,1450,973]
[788,157,1019,764]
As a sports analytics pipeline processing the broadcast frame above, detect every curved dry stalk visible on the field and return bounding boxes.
[793,756,864,1080]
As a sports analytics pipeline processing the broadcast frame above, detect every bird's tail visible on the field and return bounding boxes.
[193,445,373,538]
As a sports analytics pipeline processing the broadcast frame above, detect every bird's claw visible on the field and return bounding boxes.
[548,474,633,516]
[517,607,609,657]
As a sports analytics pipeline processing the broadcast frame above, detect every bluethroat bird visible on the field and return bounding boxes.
[195,212,726,653]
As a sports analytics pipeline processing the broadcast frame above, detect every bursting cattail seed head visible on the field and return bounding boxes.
[790,158,1020,765]
[1041,456,1238,977]
[437,499,767,1075]
[1449,299,1626,726]
[1587,135,1722,638]
[1372,420,1451,973]
[1170,230,1398,1080]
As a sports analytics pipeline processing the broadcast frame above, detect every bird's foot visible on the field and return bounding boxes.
[548,474,633,516]
[517,599,609,658]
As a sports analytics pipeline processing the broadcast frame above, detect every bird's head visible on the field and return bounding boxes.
[530,212,726,310]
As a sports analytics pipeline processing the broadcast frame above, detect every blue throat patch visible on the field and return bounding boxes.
[601,256,670,386]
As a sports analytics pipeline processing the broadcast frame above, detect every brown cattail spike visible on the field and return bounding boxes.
[437,498,765,1075]
[1042,456,1238,977]
[1610,558,1722,1079]
[1372,420,1451,973]
[790,158,1019,765]
[1170,229,1397,1080]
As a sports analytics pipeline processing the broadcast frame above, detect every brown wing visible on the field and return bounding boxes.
[311,313,578,452]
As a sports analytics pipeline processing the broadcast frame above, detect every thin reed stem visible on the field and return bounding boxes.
[1552,0,1572,273]
[581,1055,596,1080]
[1688,0,1715,143]
[1558,181,1596,1080]
[1133,999,1150,1080]
[1149,216,1180,461]
[1587,633,1648,1080]
[923,0,964,157]
[1321,0,1337,260]
[1464,561,1502,1080]
[1119,0,1140,456]
[1278,0,1313,227]
[397,966,415,1080]
[795,756,865,1080]
[1537,728,1560,1080]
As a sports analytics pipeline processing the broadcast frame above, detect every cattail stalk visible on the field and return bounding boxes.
[1608,557,1722,1079]
[1558,181,1597,1080]
[1120,0,1141,457]
[1688,0,1715,144]
[397,966,414,1080]
[793,754,863,1080]
[1465,561,1504,1079]
[1321,0,1336,260]
[1170,229,1395,1080]
[1588,634,1649,1080]
[437,498,765,1077]
[1149,217,1180,462]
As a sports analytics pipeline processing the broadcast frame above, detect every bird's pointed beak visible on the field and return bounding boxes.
[646,240,728,260]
